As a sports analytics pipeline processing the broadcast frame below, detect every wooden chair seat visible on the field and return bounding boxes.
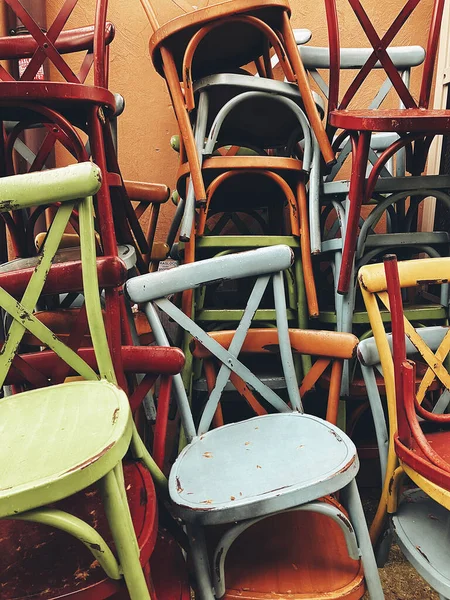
[329,108,450,133]
[0,462,157,600]
[0,380,131,517]
[213,501,365,600]
[169,412,357,525]
[395,430,450,491]
[149,0,291,77]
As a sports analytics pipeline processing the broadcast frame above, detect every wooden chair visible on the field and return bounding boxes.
[0,163,185,599]
[126,245,385,600]
[0,0,150,272]
[358,255,450,598]
[139,0,334,222]
[297,43,426,254]
[323,0,449,294]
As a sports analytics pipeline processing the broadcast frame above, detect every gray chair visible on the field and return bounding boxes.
[125,245,384,600]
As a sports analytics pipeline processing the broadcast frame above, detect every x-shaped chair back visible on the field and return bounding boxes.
[324,0,445,113]
[126,245,305,439]
[359,256,450,412]
[2,0,111,86]
[300,45,425,183]
[0,162,116,390]
[358,255,450,542]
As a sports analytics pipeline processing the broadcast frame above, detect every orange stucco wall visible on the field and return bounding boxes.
[2,0,433,239]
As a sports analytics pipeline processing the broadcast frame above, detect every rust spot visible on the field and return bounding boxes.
[256,465,262,469]
[329,429,343,442]
[245,442,251,446]
[176,477,184,493]
[64,442,115,473]
[230,496,236,501]
[262,343,280,353]
[88,543,103,552]
[112,408,120,424]
[201,499,213,504]
[415,546,430,563]
[336,513,354,533]
[0,200,17,212]
[215,548,224,578]
[418,278,448,285]
[358,273,368,291]
[184,68,191,88]
[203,452,213,458]
[337,456,357,474]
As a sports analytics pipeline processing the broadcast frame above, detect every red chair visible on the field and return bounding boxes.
[323,0,448,294]
[0,0,150,272]
[384,253,450,492]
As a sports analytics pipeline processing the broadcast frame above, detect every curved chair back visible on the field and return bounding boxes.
[358,255,450,541]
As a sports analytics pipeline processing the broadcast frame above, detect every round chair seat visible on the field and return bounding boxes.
[149,0,291,78]
[0,380,132,517]
[0,461,156,600]
[329,108,450,133]
[169,413,358,525]
[0,462,158,600]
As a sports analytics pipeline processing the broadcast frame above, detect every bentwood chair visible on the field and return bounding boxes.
[126,245,384,600]
[323,0,450,294]
[0,0,150,272]
[361,255,450,599]
[0,163,184,600]
[296,43,426,254]
[358,256,450,598]
[139,0,334,229]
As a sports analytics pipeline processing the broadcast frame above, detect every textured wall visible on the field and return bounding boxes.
[2,0,434,239]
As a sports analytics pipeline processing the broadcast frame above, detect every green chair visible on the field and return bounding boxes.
[0,162,168,600]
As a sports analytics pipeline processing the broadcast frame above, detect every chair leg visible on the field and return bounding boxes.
[337,132,371,295]
[161,47,207,205]
[186,522,216,600]
[342,478,385,599]
[375,523,393,568]
[279,12,334,166]
[180,90,209,241]
[101,466,151,600]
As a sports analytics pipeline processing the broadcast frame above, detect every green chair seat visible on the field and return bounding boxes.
[0,380,132,518]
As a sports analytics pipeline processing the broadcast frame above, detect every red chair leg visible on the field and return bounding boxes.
[337,131,371,294]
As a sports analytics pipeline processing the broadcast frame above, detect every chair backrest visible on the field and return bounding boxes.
[359,256,450,454]
[1,0,111,87]
[323,0,445,113]
[300,44,425,188]
[0,162,117,388]
[126,245,358,440]
[357,325,449,481]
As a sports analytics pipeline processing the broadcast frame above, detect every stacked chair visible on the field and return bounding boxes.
[138,0,337,401]
[358,255,450,598]
[1,0,450,597]
[0,1,191,598]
